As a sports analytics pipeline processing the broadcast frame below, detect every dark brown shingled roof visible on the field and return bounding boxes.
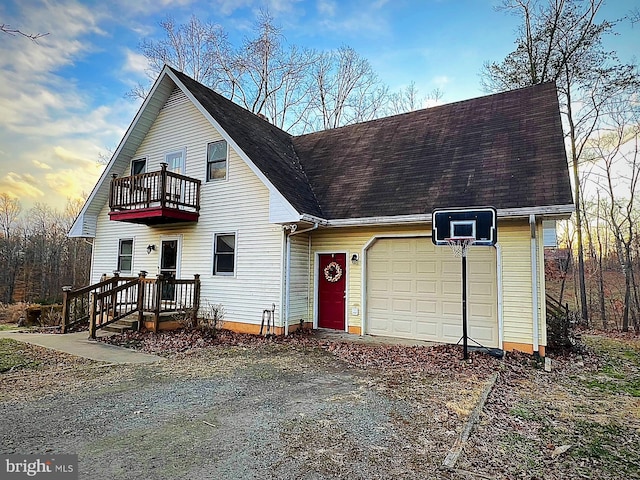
[292,82,573,219]
[173,66,571,220]
[170,68,324,218]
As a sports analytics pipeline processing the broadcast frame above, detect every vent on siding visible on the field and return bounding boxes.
[162,87,188,110]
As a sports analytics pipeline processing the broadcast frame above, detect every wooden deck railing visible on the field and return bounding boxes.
[61,272,201,337]
[109,163,201,213]
[546,293,569,321]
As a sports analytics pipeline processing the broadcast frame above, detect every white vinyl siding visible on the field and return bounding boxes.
[288,233,311,324]
[91,86,284,326]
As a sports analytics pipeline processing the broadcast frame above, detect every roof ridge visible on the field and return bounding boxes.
[293,81,558,140]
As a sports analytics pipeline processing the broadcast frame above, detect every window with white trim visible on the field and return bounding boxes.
[131,158,146,175]
[118,239,133,273]
[213,233,235,275]
[207,140,227,181]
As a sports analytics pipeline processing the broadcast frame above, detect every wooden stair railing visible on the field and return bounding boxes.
[62,272,201,337]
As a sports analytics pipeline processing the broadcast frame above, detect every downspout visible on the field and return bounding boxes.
[530,214,540,356]
[495,243,504,352]
[284,223,319,336]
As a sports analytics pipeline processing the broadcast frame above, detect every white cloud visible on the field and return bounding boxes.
[433,75,451,88]
[0,0,135,212]
[317,0,336,16]
[32,161,52,170]
[123,49,151,78]
[0,172,45,200]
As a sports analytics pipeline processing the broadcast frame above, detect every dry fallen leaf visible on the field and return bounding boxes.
[551,444,572,459]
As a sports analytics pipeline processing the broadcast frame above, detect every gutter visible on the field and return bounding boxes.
[495,243,504,351]
[296,204,574,229]
[530,214,540,356]
[284,223,319,335]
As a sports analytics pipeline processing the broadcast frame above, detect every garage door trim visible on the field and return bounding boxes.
[361,234,431,339]
[362,234,502,347]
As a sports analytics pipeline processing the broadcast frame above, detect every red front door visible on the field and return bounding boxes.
[318,253,346,330]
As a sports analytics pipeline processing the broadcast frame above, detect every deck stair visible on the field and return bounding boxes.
[102,316,139,334]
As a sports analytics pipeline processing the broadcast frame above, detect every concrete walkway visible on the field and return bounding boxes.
[0,330,164,364]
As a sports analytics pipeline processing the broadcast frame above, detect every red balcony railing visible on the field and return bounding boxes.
[109,163,201,225]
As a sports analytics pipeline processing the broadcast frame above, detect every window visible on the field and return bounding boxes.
[131,158,146,175]
[118,239,133,273]
[165,149,185,174]
[207,140,227,181]
[213,234,235,275]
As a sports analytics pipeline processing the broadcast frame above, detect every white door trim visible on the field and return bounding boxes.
[159,235,182,278]
[313,250,349,332]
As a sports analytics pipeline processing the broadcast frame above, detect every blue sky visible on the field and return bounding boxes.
[1,0,638,214]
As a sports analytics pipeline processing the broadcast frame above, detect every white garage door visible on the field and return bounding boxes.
[366,237,498,347]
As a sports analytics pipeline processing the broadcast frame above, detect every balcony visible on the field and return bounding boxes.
[109,163,201,225]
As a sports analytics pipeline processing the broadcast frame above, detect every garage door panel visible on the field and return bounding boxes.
[366,237,498,347]
[392,261,414,274]
[442,281,461,295]
[441,260,460,274]
[391,298,413,313]
[416,299,437,314]
[470,325,496,344]
[417,260,436,274]
[392,319,413,335]
[415,320,438,336]
[470,283,493,296]
[417,280,436,294]
[442,322,462,339]
[369,278,390,292]
[392,279,413,293]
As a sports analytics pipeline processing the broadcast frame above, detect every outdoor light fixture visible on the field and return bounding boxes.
[147,244,156,254]
[351,253,359,263]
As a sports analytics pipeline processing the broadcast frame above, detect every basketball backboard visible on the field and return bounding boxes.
[432,207,497,246]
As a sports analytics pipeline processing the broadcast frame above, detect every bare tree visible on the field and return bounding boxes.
[129,15,229,100]
[0,194,22,303]
[220,11,317,131]
[590,94,640,332]
[481,0,640,325]
[305,46,388,131]
[387,83,444,115]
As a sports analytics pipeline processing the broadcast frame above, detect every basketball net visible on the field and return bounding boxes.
[445,237,475,258]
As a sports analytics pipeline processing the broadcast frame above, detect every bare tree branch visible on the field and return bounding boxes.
[1,23,49,41]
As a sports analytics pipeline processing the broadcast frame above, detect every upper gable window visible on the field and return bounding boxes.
[131,158,146,175]
[165,149,185,175]
[207,140,227,181]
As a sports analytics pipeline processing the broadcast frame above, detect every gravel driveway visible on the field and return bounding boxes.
[0,342,489,479]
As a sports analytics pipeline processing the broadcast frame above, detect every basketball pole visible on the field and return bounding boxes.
[461,253,469,360]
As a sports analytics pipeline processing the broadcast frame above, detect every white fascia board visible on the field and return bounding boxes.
[497,204,575,219]
[167,69,302,222]
[68,65,176,238]
[306,204,575,229]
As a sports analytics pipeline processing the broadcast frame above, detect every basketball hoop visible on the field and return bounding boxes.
[445,237,476,258]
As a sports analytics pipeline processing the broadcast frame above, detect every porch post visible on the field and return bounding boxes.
[137,271,147,331]
[193,274,201,324]
[88,292,96,339]
[154,274,163,333]
[160,163,168,209]
[61,286,72,334]
[110,271,120,321]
